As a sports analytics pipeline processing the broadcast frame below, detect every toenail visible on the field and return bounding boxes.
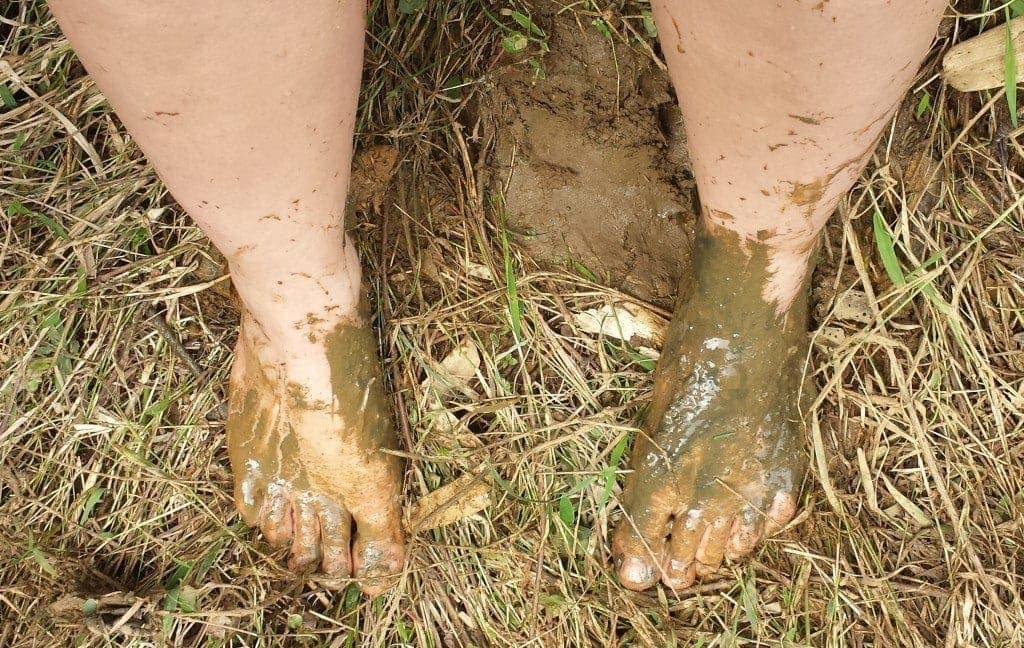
[684,509,702,530]
[356,545,385,578]
[620,557,655,584]
[669,559,689,573]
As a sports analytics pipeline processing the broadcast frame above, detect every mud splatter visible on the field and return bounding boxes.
[788,113,823,126]
[225,319,404,588]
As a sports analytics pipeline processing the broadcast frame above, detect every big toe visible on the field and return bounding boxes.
[612,508,672,590]
[233,465,263,526]
[351,509,405,596]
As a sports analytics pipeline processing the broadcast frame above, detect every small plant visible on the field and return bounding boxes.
[500,8,548,54]
[484,5,550,76]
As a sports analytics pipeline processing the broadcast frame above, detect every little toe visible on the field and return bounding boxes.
[260,485,294,548]
[612,507,672,591]
[763,490,798,536]
[319,500,353,581]
[693,514,733,577]
[724,505,764,561]
[288,495,322,571]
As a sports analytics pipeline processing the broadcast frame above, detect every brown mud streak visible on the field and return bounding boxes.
[322,322,396,456]
[314,321,404,584]
[671,16,686,53]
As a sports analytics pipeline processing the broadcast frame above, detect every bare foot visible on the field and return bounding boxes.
[612,227,807,590]
[227,311,404,595]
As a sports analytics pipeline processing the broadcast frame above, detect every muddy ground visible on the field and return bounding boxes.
[486,11,697,308]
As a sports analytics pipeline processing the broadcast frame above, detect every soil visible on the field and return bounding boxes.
[487,9,697,308]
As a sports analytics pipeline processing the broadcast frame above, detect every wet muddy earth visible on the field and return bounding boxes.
[486,9,697,308]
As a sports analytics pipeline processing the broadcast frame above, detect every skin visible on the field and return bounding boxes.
[47,0,947,596]
[46,0,405,594]
[612,0,947,590]
[228,314,404,590]
[613,225,807,588]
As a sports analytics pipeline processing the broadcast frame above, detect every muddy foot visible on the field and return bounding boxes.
[612,226,808,590]
[227,313,404,595]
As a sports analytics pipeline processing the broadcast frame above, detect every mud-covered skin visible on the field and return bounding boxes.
[613,224,808,590]
[227,316,404,595]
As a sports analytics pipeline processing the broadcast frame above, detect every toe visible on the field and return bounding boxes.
[694,514,733,577]
[288,495,322,571]
[661,558,697,590]
[763,490,798,536]
[351,506,405,596]
[319,500,353,581]
[612,507,672,590]
[617,555,660,591]
[233,472,262,526]
[260,484,294,548]
[662,509,705,589]
[725,504,764,561]
[232,457,265,526]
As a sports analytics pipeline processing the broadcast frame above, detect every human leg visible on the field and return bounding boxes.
[613,0,946,590]
[47,0,404,593]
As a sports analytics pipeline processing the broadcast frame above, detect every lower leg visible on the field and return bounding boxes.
[47,0,404,593]
[614,0,945,590]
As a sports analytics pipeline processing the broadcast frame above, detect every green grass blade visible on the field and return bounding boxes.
[872,208,906,286]
[28,545,56,577]
[499,221,522,341]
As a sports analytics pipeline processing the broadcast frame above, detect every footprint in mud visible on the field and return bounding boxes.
[488,11,697,308]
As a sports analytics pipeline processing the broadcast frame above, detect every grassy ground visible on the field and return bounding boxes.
[2,0,1023,646]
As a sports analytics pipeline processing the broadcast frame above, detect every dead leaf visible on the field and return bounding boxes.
[815,326,848,348]
[833,290,875,324]
[880,473,934,528]
[407,471,491,532]
[465,261,494,281]
[421,339,480,410]
[572,302,666,347]
[49,591,156,638]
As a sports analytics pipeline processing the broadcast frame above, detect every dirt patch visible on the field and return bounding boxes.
[486,9,696,308]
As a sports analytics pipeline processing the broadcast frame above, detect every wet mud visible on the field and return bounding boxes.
[226,319,403,586]
[488,9,696,307]
[612,225,809,587]
[635,225,807,495]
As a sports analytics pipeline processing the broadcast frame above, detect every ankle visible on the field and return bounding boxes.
[245,300,365,353]
[230,261,363,347]
[696,220,816,320]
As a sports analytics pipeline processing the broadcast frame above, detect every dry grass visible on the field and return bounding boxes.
[2,0,1023,646]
